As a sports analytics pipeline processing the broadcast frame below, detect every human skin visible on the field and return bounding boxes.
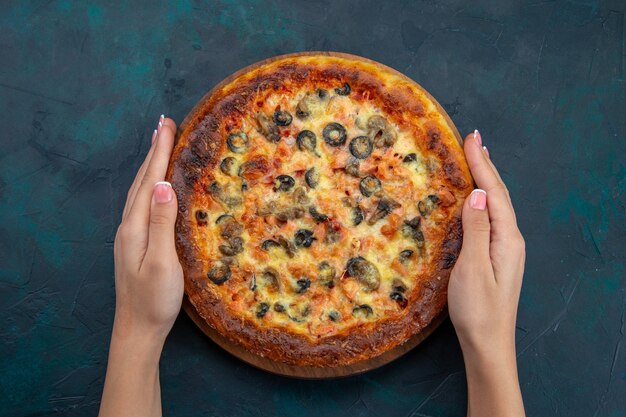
[99,120,525,417]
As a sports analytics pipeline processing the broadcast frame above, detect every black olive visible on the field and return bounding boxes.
[349,136,373,159]
[328,310,340,321]
[294,229,316,248]
[241,181,248,192]
[399,249,414,263]
[359,175,381,197]
[368,197,401,225]
[345,159,360,177]
[392,278,407,293]
[295,277,311,294]
[277,236,297,258]
[335,83,351,96]
[195,210,208,225]
[323,122,347,147]
[402,217,425,247]
[418,194,440,217]
[352,304,373,317]
[346,256,380,291]
[226,132,249,153]
[220,157,238,176]
[297,130,317,152]
[318,261,336,288]
[305,167,319,188]
[317,88,328,99]
[215,214,234,224]
[273,302,285,312]
[207,181,222,195]
[403,153,417,163]
[262,267,281,291]
[390,292,408,309]
[261,239,281,251]
[275,175,295,192]
[208,263,231,285]
[352,206,364,226]
[309,206,329,223]
[256,302,270,318]
[273,110,293,126]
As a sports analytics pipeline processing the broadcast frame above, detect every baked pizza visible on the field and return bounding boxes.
[166,53,472,367]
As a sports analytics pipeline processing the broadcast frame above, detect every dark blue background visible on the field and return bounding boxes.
[1,1,625,416]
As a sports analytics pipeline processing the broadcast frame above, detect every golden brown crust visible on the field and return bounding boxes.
[166,52,472,367]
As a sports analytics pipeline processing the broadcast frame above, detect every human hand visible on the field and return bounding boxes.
[448,130,526,416]
[113,115,183,344]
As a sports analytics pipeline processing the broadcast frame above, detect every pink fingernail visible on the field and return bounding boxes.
[469,189,487,210]
[154,181,173,203]
[474,129,482,146]
[151,129,157,144]
[483,145,490,158]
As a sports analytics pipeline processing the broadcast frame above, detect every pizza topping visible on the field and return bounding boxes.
[390,291,408,309]
[255,112,280,142]
[398,249,414,263]
[318,261,337,288]
[328,310,340,321]
[368,115,396,148]
[275,206,305,222]
[295,277,312,294]
[217,216,243,238]
[437,188,457,207]
[305,167,319,188]
[323,122,347,147]
[207,262,231,285]
[323,221,342,244]
[345,159,361,177]
[220,157,238,176]
[349,136,373,159]
[226,132,249,153]
[352,304,373,318]
[262,267,281,292]
[316,88,328,99]
[218,236,244,256]
[351,206,364,226]
[335,82,351,96]
[256,302,270,318]
[294,229,316,248]
[273,110,293,126]
[346,256,381,291]
[297,130,317,153]
[402,216,425,248]
[275,175,296,192]
[292,186,309,205]
[296,93,316,119]
[195,210,208,226]
[403,153,417,163]
[368,197,401,225]
[289,304,311,323]
[418,194,440,217]
[261,239,280,251]
[359,175,381,197]
[277,235,297,258]
[309,206,329,223]
[238,156,270,181]
[207,182,243,208]
[249,273,257,291]
[273,302,286,312]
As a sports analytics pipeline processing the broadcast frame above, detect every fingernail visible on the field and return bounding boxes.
[151,129,157,144]
[154,181,173,203]
[473,129,482,146]
[482,145,490,158]
[157,114,165,131]
[469,189,487,210]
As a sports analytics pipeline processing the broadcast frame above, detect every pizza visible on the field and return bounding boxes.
[166,53,472,367]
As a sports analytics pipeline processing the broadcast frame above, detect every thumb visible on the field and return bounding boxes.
[146,181,178,259]
[460,189,491,260]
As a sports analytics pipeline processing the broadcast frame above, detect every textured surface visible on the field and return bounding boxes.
[0,0,624,416]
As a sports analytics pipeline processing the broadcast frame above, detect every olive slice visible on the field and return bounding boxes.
[390,291,408,309]
[328,310,340,321]
[261,239,281,251]
[318,261,336,288]
[402,217,425,247]
[256,302,270,318]
[392,278,407,293]
[346,256,380,291]
[195,210,208,225]
[305,167,319,188]
[262,267,281,291]
[403,153,417,163]
[323,122,347,147]
[220,157,238,176]
[226,132,249,153]
[295,277,311,294]
[349,136,373,159]
[352,304,373,317]
[277,236,296,258]
[297,130,317,152]
[352,206,364,226]
[418,194,440,217]
[309,206,329,223]
[359,175,381,197]
[273,110,292,126]
[215,214,234,224]
[367,197,401,225]
[399,249,414,263]
[208,263,231,285]
[273,302,286,312]
[275,175,295,192]
[335,83,351,96]
[317,88,328,99]
[294,229,316,248]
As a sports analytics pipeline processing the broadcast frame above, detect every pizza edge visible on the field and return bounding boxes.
[166,52,472,367]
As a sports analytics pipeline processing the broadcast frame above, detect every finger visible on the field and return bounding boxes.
[463,131,517,231]
[473,130,513,208]
[122,128,158,221]
[127,118,177,227]
[143,181,178,266]
[460,189,492,264]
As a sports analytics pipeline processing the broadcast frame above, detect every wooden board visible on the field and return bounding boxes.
[184,296,447,379]
[177,51,459,379]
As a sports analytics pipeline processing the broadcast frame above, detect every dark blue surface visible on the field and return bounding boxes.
[1,1,625,416]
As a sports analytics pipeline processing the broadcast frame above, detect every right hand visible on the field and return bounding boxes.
[448,130,526,357]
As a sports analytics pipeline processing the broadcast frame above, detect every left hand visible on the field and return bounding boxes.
[113,115,183,344]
